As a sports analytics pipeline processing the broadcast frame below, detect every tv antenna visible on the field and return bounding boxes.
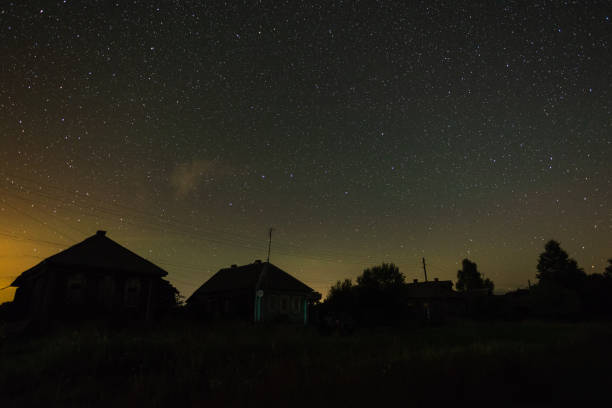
[267,227,274,263]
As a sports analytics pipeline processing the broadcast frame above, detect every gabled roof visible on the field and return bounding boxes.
[188,261,315,302]
[11,231,167,286]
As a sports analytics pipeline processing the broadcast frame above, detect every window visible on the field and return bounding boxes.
[99,275,115,310]
[124,278,141,307]
[269,295,278,311]
[281,296,288,312]
[66,274,85,305]
[293,297,301,312]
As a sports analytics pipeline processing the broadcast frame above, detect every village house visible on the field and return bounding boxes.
[187,260,320,324]
[9,230,177,324]
[405,278,462,322]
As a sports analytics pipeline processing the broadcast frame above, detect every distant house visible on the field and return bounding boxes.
[405,278,462,321]
[500,288,532,320]
[9,230,177,324]
[187,260,320,324]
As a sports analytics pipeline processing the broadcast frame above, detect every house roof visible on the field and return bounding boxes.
[188,261,315,302]
[405,280,456,299]
[11,230,167,286]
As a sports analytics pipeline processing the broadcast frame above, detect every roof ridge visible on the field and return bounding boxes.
[187,261,314,302]
[12,231,167,287]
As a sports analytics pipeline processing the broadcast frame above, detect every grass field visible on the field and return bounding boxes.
[1,319,611,407]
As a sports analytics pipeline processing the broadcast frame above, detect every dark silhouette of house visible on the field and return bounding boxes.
[9,230,177,324]
[500,288,532,320]
[405,278,462,322]
[187,260,320,324]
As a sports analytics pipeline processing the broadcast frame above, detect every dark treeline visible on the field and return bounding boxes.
[317,240,612,330]
[319,263,407,331]
[529,240,612,319]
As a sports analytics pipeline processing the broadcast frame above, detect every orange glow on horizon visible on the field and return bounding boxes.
[1,186,610,306]
[0,238,48,303]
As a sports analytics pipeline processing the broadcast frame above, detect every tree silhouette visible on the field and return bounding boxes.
[326,279,354,312]
[456,258,494,294]
[324,263,406,326]
[536,240,586,290]
[355,263,405,324]
[356,262,405,290]
[158,278,182,308]
[605,259,612,279]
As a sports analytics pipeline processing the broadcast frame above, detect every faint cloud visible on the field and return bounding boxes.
[170,159,233,197]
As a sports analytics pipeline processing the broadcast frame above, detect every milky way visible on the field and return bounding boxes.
[1,2,610,301]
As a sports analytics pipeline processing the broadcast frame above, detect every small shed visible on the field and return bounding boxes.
[9,230,176,324]
[187,260,320,324]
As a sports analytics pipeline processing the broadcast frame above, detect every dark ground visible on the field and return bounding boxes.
[1,319,611,407]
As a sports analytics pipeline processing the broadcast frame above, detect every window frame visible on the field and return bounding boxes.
[66,273,86,305]
[124,277,141,308]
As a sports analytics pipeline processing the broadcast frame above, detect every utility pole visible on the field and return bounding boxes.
[267,227,274,263]
[422,257,428,282]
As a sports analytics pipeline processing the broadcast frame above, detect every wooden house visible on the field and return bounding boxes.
[9,230,177,324]
[187,260,320,324]
[405,278,462,322]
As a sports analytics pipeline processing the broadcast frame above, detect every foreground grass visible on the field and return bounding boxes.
[1,319,611,407]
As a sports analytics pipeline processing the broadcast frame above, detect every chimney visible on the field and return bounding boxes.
[96,230,107,237]
[413,279,418,283]
[254,259,262,264]
[231,264,237,268]
[434,278,439,282]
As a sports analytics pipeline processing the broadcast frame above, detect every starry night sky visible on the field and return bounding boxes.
[1,1,610,303]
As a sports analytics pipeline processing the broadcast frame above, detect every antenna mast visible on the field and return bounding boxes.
[267,227,274,262]
[422,257,428,282]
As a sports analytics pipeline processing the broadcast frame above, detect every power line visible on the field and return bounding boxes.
[0,188,90,239]
[0,193,77,243]
[2,184,383,264]
[1,173,403,262]
[0,231,67,247]
[2,183,272,253]
[0,173,434,272]
[2,172,267,244]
